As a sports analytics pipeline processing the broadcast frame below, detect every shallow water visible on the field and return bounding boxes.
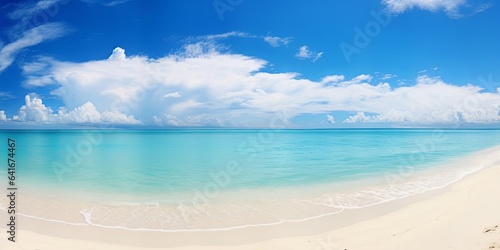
[1,129,500,231]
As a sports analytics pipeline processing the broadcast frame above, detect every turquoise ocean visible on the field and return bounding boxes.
[1,129,500,231]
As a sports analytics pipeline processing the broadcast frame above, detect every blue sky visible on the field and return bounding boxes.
[0,0,499,128]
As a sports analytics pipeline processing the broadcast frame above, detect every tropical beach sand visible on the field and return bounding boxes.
[2,161,500,249]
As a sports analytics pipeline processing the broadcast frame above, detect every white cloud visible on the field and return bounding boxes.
[13,95,54,122]
[12,46,500,127]
[418,66,440,74]
[352,74,372,83]
[0,111,7,121]
[10,95,139,124]
[470,3,493,15]
[321,75,345,84]
[326,114,335,123]
[57,102,101,123]
[182,42,220,57]
[382,0,491,18]
[296,46,313,59]
[313,52,323,63]
[344,112,373,123]
[195,32,254,41]
[21,59,51,74]
[381,73,397,80]
[1,0,70,73]
[383,0,464,13]
[108,47,126,61]
[263,36,292,47]
[341,75,500,123]
[153,113,223,127]
[295,46,323,62]
[0,23,67,72]
[0,92,15,100]
[153,113,185,126]
[164,92,181,98]
[100,110,140,124]
[8,0,60,20]
[325,74,373,87]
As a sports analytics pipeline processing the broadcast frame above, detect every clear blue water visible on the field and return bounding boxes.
[1,129,500,231]
[1,129,499,195]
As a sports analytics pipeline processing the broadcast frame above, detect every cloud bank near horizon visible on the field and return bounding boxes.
[1,44,500,127]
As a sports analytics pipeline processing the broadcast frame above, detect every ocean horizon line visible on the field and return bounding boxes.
[2,127,500,131]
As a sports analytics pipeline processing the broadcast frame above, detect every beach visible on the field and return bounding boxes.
[2,148,500,250]
[1,0,499,248]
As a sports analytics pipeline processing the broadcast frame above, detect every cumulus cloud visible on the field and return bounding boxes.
[295,46,312,59]
[12,46,500,127]
[9,95,139,124]
[13,95,54,122]
[263,36,292,47]
[382,0,491,18]
[108,47,126,61]
[56,102,101,123]
[344,112,373,123]
[295,46,324,62]
[0,111,7,121]
[341,75,500,123]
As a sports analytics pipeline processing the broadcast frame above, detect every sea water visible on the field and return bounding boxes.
[1,129,500,231]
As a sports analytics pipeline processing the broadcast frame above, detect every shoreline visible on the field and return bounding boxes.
[1,146,500,249]
[4,164,500,250]
[2,145,499,232]
[2,184,451,249]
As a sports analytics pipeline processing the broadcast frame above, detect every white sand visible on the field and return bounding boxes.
[226,163,500,250]
[2,161,500,249]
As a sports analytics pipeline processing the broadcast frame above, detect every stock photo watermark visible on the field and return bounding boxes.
[51,130,103,182]
[478,74,499,93]
[5,138,17,243]
[2,1,70,244]
[29,0,70,27]
[314,234,343,250]
[213,0,243,21]
[6,0,70,42]
[340,10,393,63]
[191,125,279,209]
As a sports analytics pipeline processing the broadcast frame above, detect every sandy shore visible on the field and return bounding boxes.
[2,162,500,249]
